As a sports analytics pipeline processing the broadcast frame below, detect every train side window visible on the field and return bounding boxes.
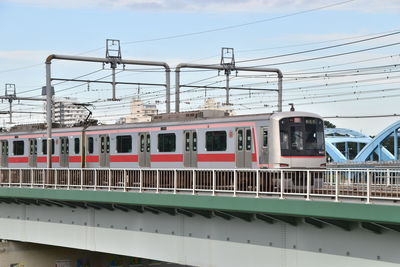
[140,135,145,152]
[185,132,190,151]
[146,134,151,152]
[106,136,110,153]
[88,137,94,154]
[193,132,197,152]
[246,129,252,151]
[2,141,8,155]
[158,133,175,152]
[42,139,55,155]
[13,140,24,155]
[74,138,80,154]
[116,135,132,153]
[237,129,243,151]
[263,129,268,147]
[206,131,227,151]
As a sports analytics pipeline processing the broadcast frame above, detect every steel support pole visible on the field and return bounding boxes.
[277,73,283,112]
[8,100,12,124]
[112,66,116,100]
[166,69,171,113]
[175,70,180,113]
[45,62,52,168]
[226,73,230,105]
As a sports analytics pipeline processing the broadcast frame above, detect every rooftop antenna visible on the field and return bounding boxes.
[220,47,235,106]
[106,39,122,101]
[289,103,295,112]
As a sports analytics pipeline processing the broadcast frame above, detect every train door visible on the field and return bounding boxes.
[99,135,110,167]
[260,127,269,165]
[28,139,37,167]
[0,140,8,167]
[138,132,151,167]
[183,130,197,167]
[236,128,252,168]
[60,137,69,167]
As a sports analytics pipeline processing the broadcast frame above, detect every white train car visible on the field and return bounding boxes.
[0,110,326,169]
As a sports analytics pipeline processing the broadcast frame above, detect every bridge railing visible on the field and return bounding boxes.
[1,168,400,203]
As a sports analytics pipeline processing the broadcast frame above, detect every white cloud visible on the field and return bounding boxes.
[4,0,400,13]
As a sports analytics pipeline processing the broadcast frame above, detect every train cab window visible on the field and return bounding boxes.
[237,130,243,151]
[206,131,227,151]
[13,141,24,155]
[263,129,268,147]
[106,136,110,153]
[116,135,132,153]
[158,133,175,152]
[74,138,80,154]
[88,137,94,154]
[246,129,252,151]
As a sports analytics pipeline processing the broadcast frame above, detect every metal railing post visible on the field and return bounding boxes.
[367,169,371,204]
[387,169,391,186]
[55,169,58,189]
[233,170,237,197]
[19,169,22,188]
[212,170,216,196]
[192,170,196,195]
[335,170,339,202]
[108,169,111,191]
[31,170,33,188]
[67,170,70,190]
[41,169,44,188]
[8,169,11,188]
[306,170,310,200]
[124,169,127,192]
[81,169,84,190]
[94,170,97,191]
[256,170,260,198]
[156,170,160,193]
[173,169,177,194]
[139,169,143,193]
[280,170,284,199]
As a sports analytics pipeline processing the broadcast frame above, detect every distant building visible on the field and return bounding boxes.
[51,97,87,126]
[124,99,158,123]
[202,98,234,115]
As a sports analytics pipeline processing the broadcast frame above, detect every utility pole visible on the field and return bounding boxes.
[0,84,45,124]
[220,48,236,106]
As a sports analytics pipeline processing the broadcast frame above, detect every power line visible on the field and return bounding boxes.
[236,31,400,64]
[122,0,356,45]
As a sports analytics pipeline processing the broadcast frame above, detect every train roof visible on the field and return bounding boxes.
[1,110,322,136]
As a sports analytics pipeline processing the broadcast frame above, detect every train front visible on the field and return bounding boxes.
[269,111,326,169]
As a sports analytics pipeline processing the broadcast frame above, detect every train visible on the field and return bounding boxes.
[0,109,326,169]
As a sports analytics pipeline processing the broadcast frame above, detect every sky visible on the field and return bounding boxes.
[0,0,400,135]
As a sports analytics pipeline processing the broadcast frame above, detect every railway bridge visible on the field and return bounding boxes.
[1,168,400,266]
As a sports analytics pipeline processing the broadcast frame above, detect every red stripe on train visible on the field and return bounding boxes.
[69,156,81,163]
[8,157,29,163]
[151,154,183,162]
[86,155,99,162]
[197,153,235,162]
[110,155,138,162]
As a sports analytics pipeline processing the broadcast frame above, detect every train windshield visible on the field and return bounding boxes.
[280,117,325,156]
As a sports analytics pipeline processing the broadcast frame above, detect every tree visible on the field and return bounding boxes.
[324,120,336,128]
